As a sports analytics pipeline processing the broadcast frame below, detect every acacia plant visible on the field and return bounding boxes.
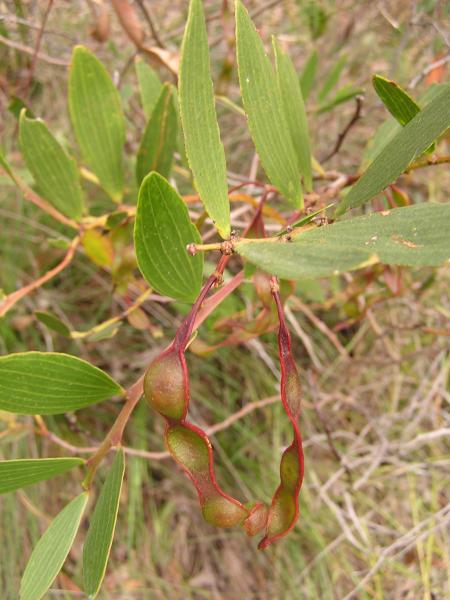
[1,0,450,598]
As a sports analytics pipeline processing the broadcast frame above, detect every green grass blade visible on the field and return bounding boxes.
[318,55,346,102]
[299,50,318,101]
[317,84,363,114]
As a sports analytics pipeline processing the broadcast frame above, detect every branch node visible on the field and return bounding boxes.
[220,240,234,255]
[186,243,197,256]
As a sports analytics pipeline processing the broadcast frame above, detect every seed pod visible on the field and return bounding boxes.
[143,347,188,421]
[202,495,248,528]
[259,438,303,548]
[146,255,261,535]
[243,502,268,536]
[258,284,304,549]
[165,423,248,528]
[284,359,302,419]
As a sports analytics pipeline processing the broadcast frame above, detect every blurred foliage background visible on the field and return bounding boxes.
[1,0,449,598]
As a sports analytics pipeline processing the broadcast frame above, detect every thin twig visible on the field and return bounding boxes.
[70,289,153,339]
[207,395,278,436]
[82,375,144,488]
[250,0,285,20]
[163,0,284,41]
[290,297,348,357]
[0,33,68,66]
[0,15,76,41]
[408,155,450,172]
[321,96,363,163]
[0,237,80,318]
[42,394,280,462]
[134,0,165,48]
[23,0,54,96]
[1,166,78,229]
[409,52,450,88]
[284,305,323,371]
[193,271,245,331]
[309,373,353,484]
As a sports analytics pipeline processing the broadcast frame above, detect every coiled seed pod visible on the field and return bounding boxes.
[166,423,248,528]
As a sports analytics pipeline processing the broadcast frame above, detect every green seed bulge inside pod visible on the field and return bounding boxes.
[202,495,248,528]
[243,502,268,536]
[144,350,186,420]
[285,366,302,418]
[166,425,210,473]
[267,488,296,537]
[279,445,300,491]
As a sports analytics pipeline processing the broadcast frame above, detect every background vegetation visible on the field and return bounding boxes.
[1,0,449,598]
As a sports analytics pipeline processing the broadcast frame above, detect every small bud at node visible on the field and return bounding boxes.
[186,243,197,256]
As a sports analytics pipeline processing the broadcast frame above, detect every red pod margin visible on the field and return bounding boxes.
[165,421,249,528]
[258,283,305,549]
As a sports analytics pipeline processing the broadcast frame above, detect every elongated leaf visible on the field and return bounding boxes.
[134,172,203,302]
[337,84,450,214]
[0,458,83,494]
[299,50,317,101]
[362,117,400,169]
[237,203,450,279]
[20,493,88,600]
[169,85,190,170]
[362,83,445,169]
[86,321,122,342]
[19,112,83,219]
[236,0,302,206]
[303,1,328,39]
[135,57,162,118]
[373,75,420,126]
[83,449,125,598]
[317,84,363,114]
[318,55,346,102]
[69,46,125,202]
[0,352,123,415]
[35,311,71,337]
[179,0,230,238]
[372,76,434,155]
[136,83,178,185]
[273,38,312,192]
